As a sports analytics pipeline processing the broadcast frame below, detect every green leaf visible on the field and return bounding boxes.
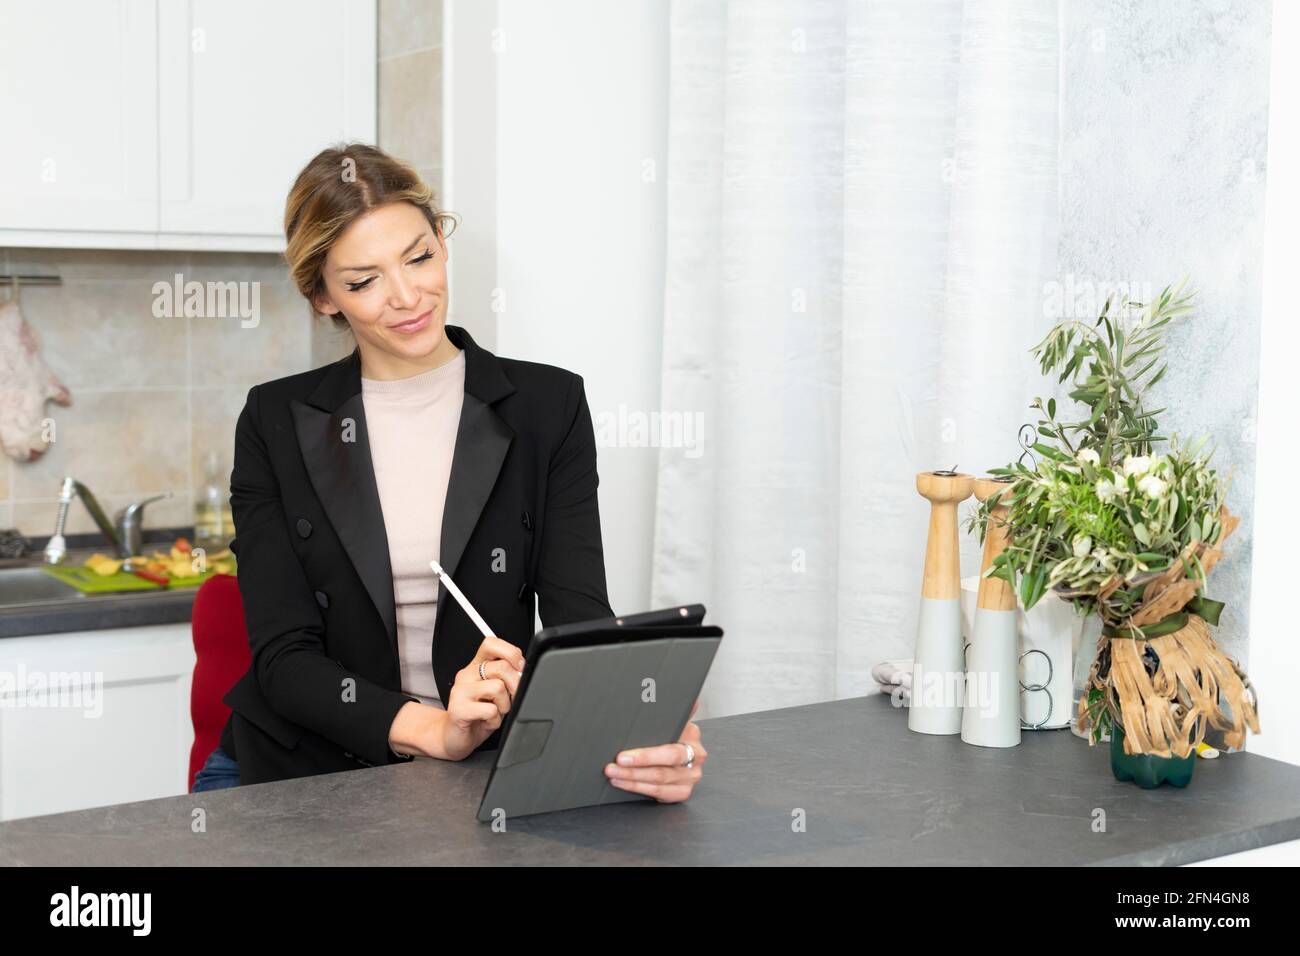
[1095,337,1113,367]
[1131,355,1159,379]
[1020,567,1047,610]
[1033,568,1049,607]
[1031,442,1069,462]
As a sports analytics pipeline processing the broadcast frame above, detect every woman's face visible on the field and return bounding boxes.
[313,200,453,373]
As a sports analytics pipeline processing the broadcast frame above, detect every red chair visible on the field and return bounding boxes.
[189,574,250,791]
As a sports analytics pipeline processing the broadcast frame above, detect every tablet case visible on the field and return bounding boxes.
[476,610,722,822]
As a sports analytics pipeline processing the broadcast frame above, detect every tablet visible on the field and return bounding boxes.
[517,603,707,644]
[475,607,722,822]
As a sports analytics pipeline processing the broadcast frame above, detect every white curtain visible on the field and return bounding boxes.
[651,0,1061,718]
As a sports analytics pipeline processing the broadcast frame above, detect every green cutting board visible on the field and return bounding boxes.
[41,565,236,594]
[42,565,163,593]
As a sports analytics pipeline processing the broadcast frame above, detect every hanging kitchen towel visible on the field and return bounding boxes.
[0,299,71,462]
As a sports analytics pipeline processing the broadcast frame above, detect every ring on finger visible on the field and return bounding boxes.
[680,742,695,769]
[478,660,488,681]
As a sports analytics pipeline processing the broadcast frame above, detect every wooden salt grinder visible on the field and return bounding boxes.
[960,477,1021,747]
[909,469,974,735]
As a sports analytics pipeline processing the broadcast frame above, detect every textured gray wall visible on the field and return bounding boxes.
[1059,0,1272,667]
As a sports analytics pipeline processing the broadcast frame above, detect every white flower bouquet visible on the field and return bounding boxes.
[969,282,1259,761]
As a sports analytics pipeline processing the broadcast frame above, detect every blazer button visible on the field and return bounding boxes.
[297,518,312,538]
[315,590,330,609]
[521,510,532,531]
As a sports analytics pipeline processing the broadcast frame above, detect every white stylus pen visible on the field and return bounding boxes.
[429,559,495,640]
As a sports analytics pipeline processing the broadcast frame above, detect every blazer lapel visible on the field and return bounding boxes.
[290,359,398,651]
[436,325,516,636]
[437,391,514,580]
[289,324,516,655]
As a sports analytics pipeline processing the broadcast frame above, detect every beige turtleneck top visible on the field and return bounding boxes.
[360,348,466,710]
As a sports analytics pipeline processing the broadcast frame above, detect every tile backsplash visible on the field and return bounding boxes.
[0,247,352,544]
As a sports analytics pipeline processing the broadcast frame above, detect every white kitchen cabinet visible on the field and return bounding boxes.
[0,623,196,821]
[0,0,376,252]
[156,0,377,248]
[0,0,159,243]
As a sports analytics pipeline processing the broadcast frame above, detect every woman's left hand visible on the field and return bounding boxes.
[605,701,707,803]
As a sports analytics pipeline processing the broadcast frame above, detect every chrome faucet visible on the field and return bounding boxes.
[43,477,173,565]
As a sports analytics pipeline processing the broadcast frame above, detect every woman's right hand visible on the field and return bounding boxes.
[440,636,526,761]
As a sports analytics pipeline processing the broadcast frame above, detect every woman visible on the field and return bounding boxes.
[193,144,706,805]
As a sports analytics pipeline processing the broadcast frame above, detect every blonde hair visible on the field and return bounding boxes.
[283,142,458,331]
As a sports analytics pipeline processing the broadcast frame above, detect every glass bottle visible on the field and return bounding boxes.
[194,450,234,552]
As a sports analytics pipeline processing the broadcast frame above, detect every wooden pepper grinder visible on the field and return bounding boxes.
[909,469,974,735]
[960,477,1021,748]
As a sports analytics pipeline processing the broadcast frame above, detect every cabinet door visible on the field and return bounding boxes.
[0,624,195,822]
[0,0,158,238]
[157,0,377,247]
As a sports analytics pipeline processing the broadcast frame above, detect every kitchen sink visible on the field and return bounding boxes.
[0,567,85,608]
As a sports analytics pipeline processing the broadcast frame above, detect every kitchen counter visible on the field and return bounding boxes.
[0,585,197,638]
[2,693,1298,866]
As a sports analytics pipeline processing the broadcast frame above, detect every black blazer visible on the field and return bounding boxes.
[217,324,614,785]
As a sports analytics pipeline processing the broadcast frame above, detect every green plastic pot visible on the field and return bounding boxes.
[1109,723,1195,788]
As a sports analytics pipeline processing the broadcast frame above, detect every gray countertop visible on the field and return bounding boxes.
[0,587,197,639]
[3,693,1298,866]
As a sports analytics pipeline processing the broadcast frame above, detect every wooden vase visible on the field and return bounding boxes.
[960,477,1021,748]
[909,470,974,735]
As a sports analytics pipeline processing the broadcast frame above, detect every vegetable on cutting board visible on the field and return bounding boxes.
[83,536,235,581]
